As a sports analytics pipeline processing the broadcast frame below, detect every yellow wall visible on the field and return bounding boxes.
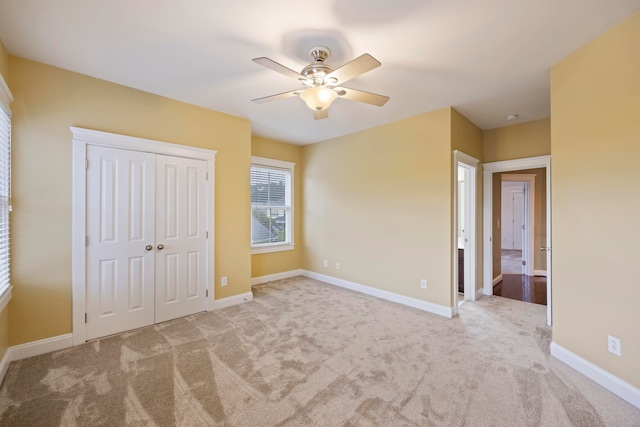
[0,39,8,361]
[551,11,640,388]
[302,108,453,307]
[251,136,304,277]
[451,109,483,161]
[483,118,550,163]
[8,56,252,346]
[451,109,484,295]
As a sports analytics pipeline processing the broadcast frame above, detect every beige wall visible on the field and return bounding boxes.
[484,118,550,163]
[551,10,640,388]
[8,56,252,346]
[251,136,304,277]
[303,108,454,307]
[0,39,8,361]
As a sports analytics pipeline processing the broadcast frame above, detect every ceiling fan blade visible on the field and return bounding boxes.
[325,54,381,85]
[337,87,389,107]
[251,90,300,104]
[314,109,329,120]
[252,57,306,81]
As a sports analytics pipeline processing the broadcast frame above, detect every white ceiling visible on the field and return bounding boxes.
[1,1,639,145]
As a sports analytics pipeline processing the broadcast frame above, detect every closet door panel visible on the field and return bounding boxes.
[155,155,208,323]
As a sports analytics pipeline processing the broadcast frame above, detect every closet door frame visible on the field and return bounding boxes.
[71,127,216,346]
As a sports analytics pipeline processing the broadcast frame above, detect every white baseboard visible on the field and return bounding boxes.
[301,270,452,318]
[475,287,484,300]
[251,269,303,286]
[534,270,548,277]
[10,334,73,361]
[550,342,640,409]
[492,274,503,286]
[0,333,73,385]
[211,292,253,310]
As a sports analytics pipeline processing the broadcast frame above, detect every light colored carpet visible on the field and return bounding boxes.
[1,276,638,426]
[502,249,523,274]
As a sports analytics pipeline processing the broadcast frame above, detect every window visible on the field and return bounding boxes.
[0,76,13,306]
[251,156,294,254]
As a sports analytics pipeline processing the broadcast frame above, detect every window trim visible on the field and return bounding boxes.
[251,156,295,255]
[0,73,13,313]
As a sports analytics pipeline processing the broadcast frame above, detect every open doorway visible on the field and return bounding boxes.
[453,150,478,315]
[483,156,552,325]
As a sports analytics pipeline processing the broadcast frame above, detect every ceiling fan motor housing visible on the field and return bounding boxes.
[301,46,335,86]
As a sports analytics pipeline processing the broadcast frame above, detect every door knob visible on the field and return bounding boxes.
[157,244,165,250]
[145,245,153,251]
[539,246,551,252]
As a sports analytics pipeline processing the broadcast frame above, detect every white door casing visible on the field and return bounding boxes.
[453,150,479,314]
[72,127,216,345]
[85,146,155,340]
[155,155,207,323]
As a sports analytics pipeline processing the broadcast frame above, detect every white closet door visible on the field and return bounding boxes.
[86,146,156,339]
[154,155,208,323]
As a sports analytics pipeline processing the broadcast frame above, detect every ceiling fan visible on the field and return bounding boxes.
[251,46,389,120]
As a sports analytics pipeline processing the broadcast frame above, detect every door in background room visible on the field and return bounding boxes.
[501,183,525,250]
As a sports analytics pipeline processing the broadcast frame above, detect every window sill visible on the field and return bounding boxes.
[0,286,11,315]
[251,243,295,255]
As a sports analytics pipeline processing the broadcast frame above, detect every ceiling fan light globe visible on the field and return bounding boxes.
[300,87,337,111]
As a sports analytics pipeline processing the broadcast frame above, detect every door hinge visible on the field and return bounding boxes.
[85,159,89,170]
[206,172,209,181]
[522,260,526,266]
[84,313,87,323]
[206,231,208,239]
[206,289,209,297]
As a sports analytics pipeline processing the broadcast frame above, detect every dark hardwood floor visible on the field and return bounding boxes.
[493,274,547,305]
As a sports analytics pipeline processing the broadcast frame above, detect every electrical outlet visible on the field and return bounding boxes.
[221,276,227,287]
[323,259,328,268]
[421,279,427,289]
[335,262,340,270]
[608,335,621,356]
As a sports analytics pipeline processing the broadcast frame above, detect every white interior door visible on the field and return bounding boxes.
[501,188,514,250]
[86,147,208,338]
[512,191,524,250]
[86,146,155,339]
[155,155,208,323]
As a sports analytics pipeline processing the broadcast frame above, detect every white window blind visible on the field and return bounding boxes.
[250,158,293,250]
[0,104,11,295]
